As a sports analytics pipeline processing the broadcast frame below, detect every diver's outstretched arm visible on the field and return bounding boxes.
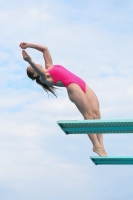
[20,42,53,69]
[22,50,46,80]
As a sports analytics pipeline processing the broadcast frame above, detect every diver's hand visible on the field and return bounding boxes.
[20,42,29,49]
[22,50,32,62]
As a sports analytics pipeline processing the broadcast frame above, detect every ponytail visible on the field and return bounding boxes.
[26,67,57,97]
[35,76,57,97]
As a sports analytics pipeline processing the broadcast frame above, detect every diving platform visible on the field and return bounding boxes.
[57,119,133,134]
[57,119,133,165]
[90,156,133,165]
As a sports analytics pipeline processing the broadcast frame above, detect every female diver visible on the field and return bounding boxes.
[20,42,107,156]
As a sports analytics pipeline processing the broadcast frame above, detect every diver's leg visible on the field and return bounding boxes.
[67,84,107,156]
[85,85,106,153]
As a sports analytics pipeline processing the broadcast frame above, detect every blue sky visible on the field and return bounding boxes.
[0,0,133,199]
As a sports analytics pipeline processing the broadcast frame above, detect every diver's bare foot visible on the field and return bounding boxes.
[93,146,107,157]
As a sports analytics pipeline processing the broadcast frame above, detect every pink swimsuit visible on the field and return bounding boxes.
[48,65,86,93]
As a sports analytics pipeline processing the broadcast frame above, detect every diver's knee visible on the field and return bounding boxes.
[84,112,93,120]
[93,110,101,119]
